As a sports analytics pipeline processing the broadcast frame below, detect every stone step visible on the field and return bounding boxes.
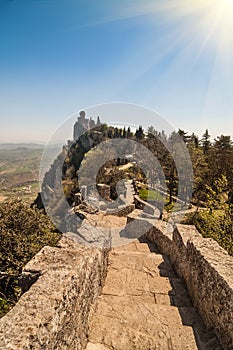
[109,250,164,265]
[104,250,186,303]
[102,273,192,307]
[86,344,110,350]
[88,296,198,350]
[102,268,175,297]
[86,240,221,350]
[113,241,158,253]
[87,295,220,349]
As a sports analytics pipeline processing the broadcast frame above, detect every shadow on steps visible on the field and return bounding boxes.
[139,238,222,350]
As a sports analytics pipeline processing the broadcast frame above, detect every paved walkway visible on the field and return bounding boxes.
[124,179,134,205]
[86,239,221,350]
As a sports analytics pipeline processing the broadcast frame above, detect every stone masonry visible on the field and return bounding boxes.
[73,111,99,141]
[86,239,221,350]
[0,213,232,349]
[0,235,109,350]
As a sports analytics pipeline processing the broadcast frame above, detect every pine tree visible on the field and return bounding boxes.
[178,129,189,143]
[201,129,211,154]
[127,127,131,138]
[135,126,144,139]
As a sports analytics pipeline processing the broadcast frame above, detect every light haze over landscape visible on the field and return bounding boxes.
[1,0,233,143]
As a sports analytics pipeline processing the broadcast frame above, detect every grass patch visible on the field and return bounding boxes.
[164,202,188,212]
[139,188,164,202]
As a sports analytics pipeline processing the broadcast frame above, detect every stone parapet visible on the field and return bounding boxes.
[142,220,233,350]
[0,213,232,350]
[134,195,161,218]
[97,184,110,202]
[105,203,135,217]
[176,227,233,350]
[0,236,109,350]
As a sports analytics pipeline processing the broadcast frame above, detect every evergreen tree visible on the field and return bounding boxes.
[214,135,232,150]
[114,128,119,138]
[147,126,156,136]
[108,128,113,138]
[190,133,199,149]
[201,129,211,154]
[127,127,132,138]
[135,126,144,139]
[178,129,189,143]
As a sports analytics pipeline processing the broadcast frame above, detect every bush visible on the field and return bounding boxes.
[182,207,233,256]
[139,189,164,202]
[194,209,233,256]
[0,199,61,317]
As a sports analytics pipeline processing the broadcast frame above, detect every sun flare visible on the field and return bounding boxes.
[150,0,233,56]
[192,0,233,56]
[207,0,233,22]
[141,0,233,124]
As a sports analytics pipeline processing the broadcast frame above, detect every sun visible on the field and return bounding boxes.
[202,0,233,51]
[222,0,233,8]
[143,0,233,121]
[210,0,233,19]
[153,0,233,55]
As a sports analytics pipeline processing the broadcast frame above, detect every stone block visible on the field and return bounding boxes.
[0,236,109,350]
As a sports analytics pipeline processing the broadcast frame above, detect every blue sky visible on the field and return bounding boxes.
[0,0,233,142]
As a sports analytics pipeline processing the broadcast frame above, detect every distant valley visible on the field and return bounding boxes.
[0,143,45,150]
[0,145,44,203]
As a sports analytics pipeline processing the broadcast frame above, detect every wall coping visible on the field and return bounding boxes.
[141,217,233,350]
[0,236,109,350]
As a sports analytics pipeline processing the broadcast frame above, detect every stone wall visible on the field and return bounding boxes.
[97,184,111,202]
[141,219,233,350]
[0,235,109,350]
[1,213,232,350]
[105,203,135,217]
[134,195,161,217]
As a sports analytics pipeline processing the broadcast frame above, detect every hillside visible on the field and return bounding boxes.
[0,147,44,203]
[40,124,233,256]
[0,143,44,150]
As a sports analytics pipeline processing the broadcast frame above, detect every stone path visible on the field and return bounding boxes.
[86,239,221,350]
[124,180,134,205]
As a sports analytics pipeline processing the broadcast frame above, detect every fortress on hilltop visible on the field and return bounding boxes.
[73,111,100,140]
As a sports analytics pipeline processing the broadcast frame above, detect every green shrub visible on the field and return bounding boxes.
[194,209,233,256]
[139,189,164,202]
[182,207,233,256]
[0,199,61,317]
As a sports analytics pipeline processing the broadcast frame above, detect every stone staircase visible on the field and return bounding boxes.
[86,239,221,350]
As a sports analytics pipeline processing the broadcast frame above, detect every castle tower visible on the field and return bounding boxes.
[73,111,98,141]
[73,111,87,140]
[89,117,95,129]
